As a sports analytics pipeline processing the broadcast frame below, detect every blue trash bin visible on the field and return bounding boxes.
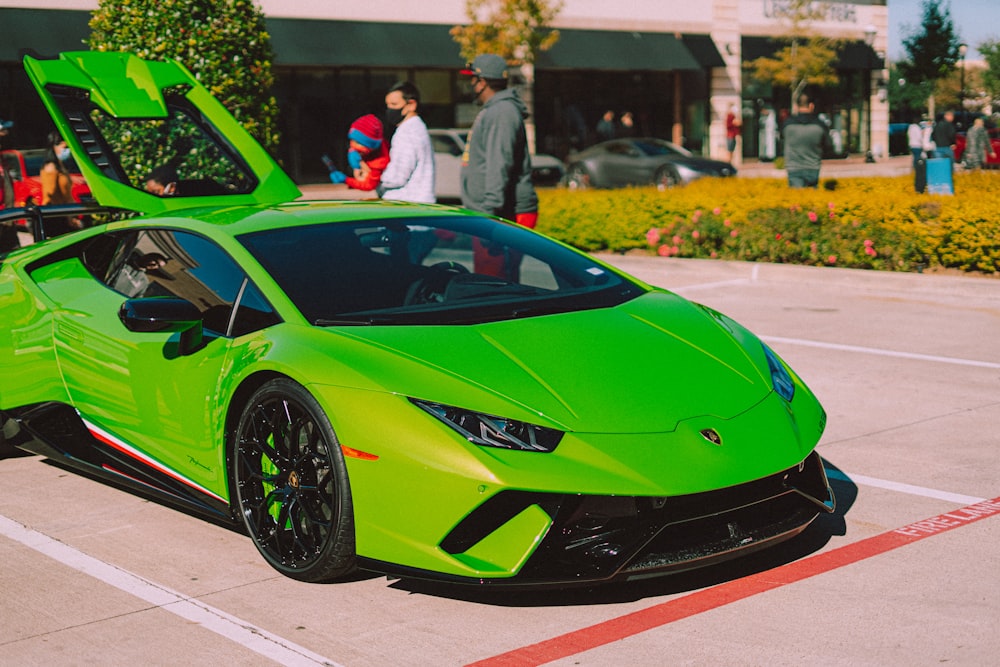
[926,157,954,195]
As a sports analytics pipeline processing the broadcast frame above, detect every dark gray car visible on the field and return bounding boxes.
[566,138,736,190]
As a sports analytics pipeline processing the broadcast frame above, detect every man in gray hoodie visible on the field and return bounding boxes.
[782,93,831,189]
[459,54,538,226]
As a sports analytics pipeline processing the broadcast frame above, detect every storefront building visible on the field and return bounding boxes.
[0,0,887,182]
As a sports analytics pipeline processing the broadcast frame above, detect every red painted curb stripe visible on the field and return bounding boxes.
[467,496,1000,667]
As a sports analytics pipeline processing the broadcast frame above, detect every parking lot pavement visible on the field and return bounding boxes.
[1,257,998,666]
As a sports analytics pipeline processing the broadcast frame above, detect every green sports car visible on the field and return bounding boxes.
[0,51,833,586]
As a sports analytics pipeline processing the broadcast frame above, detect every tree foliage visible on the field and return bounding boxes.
[450,0,562,64]
[749,0,839,100]
[88,0,280,153]
[980,40,1000,109]
[897,0,959,97]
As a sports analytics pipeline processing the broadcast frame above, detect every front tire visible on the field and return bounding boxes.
[655,166,680,190]
[566,164,591,190]
[233,378,355,582]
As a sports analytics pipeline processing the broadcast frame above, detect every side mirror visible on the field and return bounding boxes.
[119,297,204,355]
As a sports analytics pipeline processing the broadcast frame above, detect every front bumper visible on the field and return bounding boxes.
[365,450,834,586]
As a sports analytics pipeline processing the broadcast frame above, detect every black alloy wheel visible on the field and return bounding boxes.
[233,378,355,582]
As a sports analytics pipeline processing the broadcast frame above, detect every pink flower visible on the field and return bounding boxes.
[829,212,835,219]
[710,251,718,258]
[657,244,671,257]
[692,210,702,222]
[712,207,722,215]
[730,229,739,237]
[692,230,701,239]
[775,233,782,240]
[672,235,682,245]
[646,228,661,245]
[828,202,835,210]
[723,219,732,227]
[863,239,874,247]
[808,211,818,222]
[865,246,877,257]
[827,255,837,264]
[671,245,680,255]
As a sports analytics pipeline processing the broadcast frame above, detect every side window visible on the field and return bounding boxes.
[102,229,279,336]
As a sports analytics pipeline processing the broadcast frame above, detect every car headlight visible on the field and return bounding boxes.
[411,399,563,452]
[762,344,795,402]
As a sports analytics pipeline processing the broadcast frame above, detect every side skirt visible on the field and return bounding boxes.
[3,402,238,526]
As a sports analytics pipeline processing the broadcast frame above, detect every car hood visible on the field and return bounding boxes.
[23,51,300,215]
[318,291,771,433]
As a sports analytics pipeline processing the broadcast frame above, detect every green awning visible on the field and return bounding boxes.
[0,9,92,61]
[266,19,462,68]
[1,10,705,74]
[682,34,726,69]
[536,29,701,71]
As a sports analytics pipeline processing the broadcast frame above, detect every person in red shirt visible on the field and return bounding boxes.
[325,114,389,192]
[725,105,742,163]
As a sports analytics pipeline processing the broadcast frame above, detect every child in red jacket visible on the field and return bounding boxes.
[325,114,389,191]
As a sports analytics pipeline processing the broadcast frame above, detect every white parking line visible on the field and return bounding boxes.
[0,515,342,667]
[824,469,987,505]
[764,335,1000,370]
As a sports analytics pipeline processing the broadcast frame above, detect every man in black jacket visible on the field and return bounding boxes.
[930,111,957,160]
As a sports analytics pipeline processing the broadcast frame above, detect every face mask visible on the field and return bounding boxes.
[385,107,404,128]
[58,147,71,162]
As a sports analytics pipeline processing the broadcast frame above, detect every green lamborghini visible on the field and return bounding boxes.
[0,52,833,585]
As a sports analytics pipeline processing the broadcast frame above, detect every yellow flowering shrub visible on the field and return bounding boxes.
[537,172,1000,274]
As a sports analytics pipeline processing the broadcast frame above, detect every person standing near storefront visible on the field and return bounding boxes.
[930,111,957,161]
[781,93,830,189]
[907,116,926,169]
[377,81,435,204]
[378,80,437,263]
[40,131,78,237]
[459,53,536,225]
[725,105,742,162]
[963,117,995,169]
[459,53,537,280]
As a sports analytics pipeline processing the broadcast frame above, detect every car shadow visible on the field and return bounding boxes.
[388,458,858,606]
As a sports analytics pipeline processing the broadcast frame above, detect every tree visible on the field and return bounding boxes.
[897,0,960,117]
[980,40,1000,111]
[88,0,280,154]
[749,0,839,101]
[450,0,563,152]
[450,0,562,67]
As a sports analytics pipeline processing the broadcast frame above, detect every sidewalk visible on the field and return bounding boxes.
[736,153,913,179]
[295,154,916,200]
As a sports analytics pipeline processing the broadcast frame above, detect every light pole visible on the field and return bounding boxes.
[864,26,877,163]
[958,43,968,116]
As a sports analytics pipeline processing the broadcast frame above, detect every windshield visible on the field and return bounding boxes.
[239,216,645,325]
[634,139,691,158]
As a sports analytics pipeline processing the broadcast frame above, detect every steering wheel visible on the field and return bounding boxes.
[404,261,470,305]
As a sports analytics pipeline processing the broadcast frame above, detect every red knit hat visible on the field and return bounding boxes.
[348,114,384,149]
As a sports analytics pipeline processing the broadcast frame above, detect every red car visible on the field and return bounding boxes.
[1,148,93,226]
[954,127,1000,168]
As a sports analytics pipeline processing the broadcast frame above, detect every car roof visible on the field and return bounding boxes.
[23,51,300,215]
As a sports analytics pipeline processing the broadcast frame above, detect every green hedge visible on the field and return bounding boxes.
[536,172,1000,275]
